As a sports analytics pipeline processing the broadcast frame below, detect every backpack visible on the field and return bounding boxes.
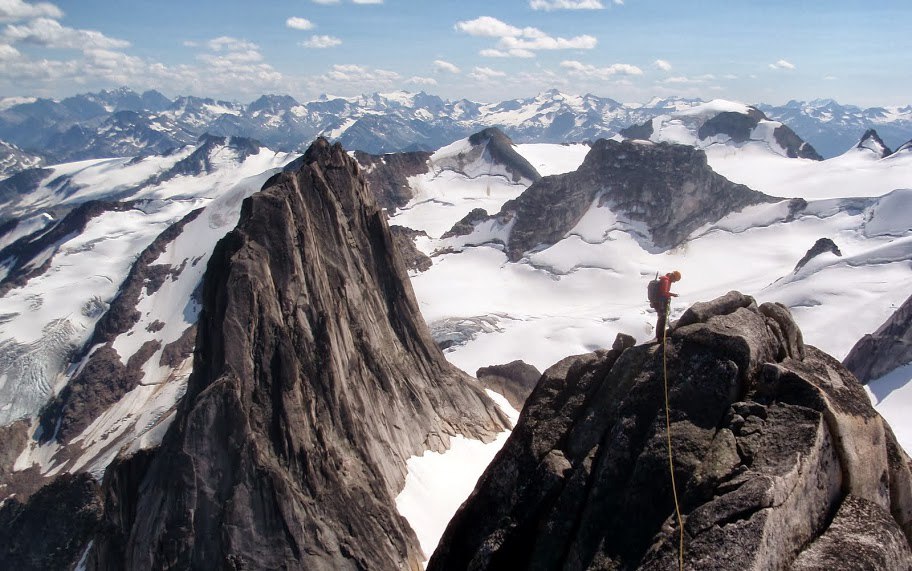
[647,273,662,306]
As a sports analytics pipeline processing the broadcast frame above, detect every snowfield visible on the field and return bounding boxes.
[3,141,293,477]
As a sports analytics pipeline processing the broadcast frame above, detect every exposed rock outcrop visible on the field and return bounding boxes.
[477,360,542,411]
[856,129,893,158]
[794,237,842,272]
[623,106,823,161]
[467,128,542,184]
[844,293,912,383]
[353,149,431,212]
[773,123,824,160]
[428,292,912,570]
[697,109,767,143]
[87,138,508,570]
[442,207,489,239]
[498,139,773,260]
[390,225,432,272]
[0,473,103,570]
[431,127,541,185]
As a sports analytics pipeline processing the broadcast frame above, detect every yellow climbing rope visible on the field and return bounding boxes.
[662,307,685,571]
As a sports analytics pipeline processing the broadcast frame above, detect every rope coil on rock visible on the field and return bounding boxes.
[662,306,685,570]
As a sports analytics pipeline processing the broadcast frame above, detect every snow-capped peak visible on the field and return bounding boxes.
[854,129,892,158]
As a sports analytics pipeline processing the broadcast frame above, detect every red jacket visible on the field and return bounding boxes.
[658,274,673,301]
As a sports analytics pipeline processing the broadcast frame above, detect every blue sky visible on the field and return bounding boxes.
[1,0,910,106]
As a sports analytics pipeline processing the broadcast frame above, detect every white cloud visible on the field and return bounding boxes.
[4,17,130,50]
[301,35,341,48]
[480,48,534,58]
[660,74,715,85]
[0,42,20,60]
[723,73,738,80]
[470,66,507,80]
[406,75,437,86]
[653,59,672,71]
[769,59,795,70]
[352,0,383,3]
[0,0,62,22]
[824,75,837,81]
[455,16,596,56]
[455,16,521,38]
[207,36,257,53]
[529,0,604,10]
[286,17,315,31]
[499,34,596,51]
[560,60,642,80]
[433,59,460,74]
[312,0,340,3]
[324,63,399,83]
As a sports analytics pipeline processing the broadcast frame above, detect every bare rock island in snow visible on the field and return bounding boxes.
[0,138,508,570]
[428,292,912,570]
[844,293,912,384]
[489,139,774,260]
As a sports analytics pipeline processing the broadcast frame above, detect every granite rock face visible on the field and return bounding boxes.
[86,138,508,570]
[428,292,912,570]
[794,237,842,272]
[390,225,432,272]
[353,149,432,212]
[499,139,773,260]
[844,293,912,383]
[476,360,542,411]
[467,128,542,184]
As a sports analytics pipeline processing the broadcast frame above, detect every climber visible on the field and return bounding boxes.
[648,270,681,340]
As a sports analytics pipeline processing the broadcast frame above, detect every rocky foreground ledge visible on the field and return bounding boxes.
[429,291,912,570]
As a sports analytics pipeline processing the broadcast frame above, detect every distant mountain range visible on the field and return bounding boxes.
[1,87,911,177]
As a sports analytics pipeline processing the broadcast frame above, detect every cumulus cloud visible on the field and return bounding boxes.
[286,17,315,31]
[469,66,507,80]
[455,16,596,57]
[529,0,604,10]
[653,59,672,71]
[661,74,715,84]
[207,36,258,53]
[769,59,795,70]
[0,0,62,22]
[433,59,460,74]
[480,48,534,58]
[324,63,399,83]
[301,35,341,48]
[406,75,437,86]
[4,17,130,50]
[456,16,521,38]
[560,60,642,80]
[0,42,20,60]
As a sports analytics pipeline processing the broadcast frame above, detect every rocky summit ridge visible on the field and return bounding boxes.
[429,291,912,570]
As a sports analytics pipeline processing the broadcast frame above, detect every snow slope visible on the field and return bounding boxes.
[3,141,293,477]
